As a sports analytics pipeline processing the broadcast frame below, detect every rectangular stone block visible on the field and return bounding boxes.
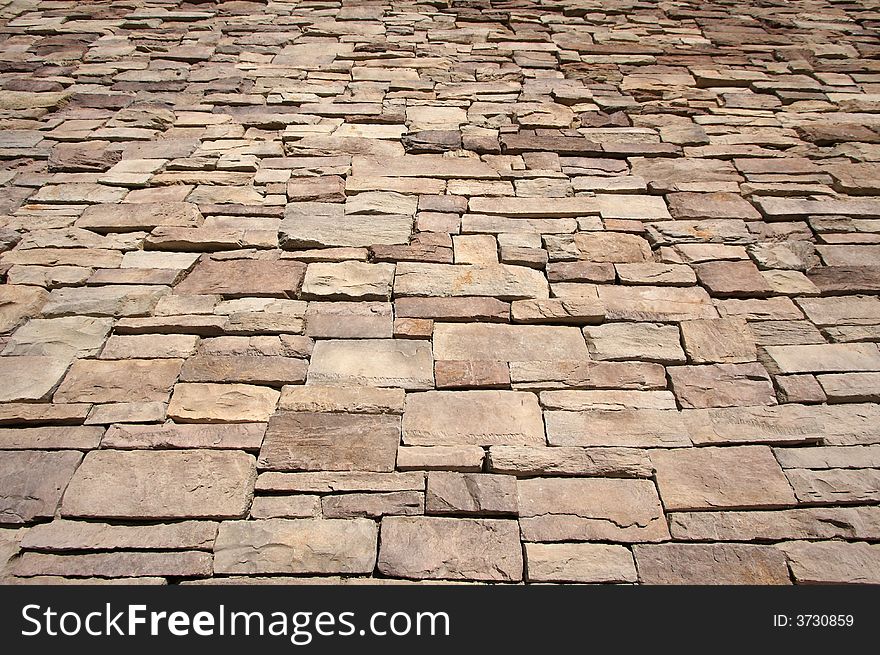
[174,258,306,297]
[378,516,522,581]
[546,409,691,447]
[307,339,434,389]
[258,411,400,472]
[279,385,405,414]
[403,391,545,446]
[764,343,880,373]
[652,446,796,511]
[426,472,517,516]
[21,520,218,551]
[15,551,213,579]
[62,450,256,519]
[214,519,377,574]
[167,383,280,423]
[525,543,637,583]
[518,478,669,542]
[394,263,548,300]
[0,451,83,524]
[634,544,790,585]
[487,445,654,478]
[433,323,588,362]
[101,423,266,450]
[54,359,183,404]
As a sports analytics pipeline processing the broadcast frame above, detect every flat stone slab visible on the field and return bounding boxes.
[426,472,518,516]
[2,317,113,358]
[301,262,395,300]
[174,259,306,297]
[670,507,880,542]
[433,323,588,362]
[0,356,71,402]
[378,516,523,581]
[764,343,880,373]
[403,391,545,446]
[0,286,49,333]
[634,543,790,585]
[102,423,266,450]
[61,450,256,519]
[518,477,669,542]
[307,339,434,389]
[280,207,412,248]
[525,543,638,583]
[54,358,182,404]
[487,445,654,478]
[583,322,684,363]
[652,446,796,511]
[21,520,218,551]
[0,450,83,524]
[15,551,213,579]
[214,519,378,575]
[40,285,171,318]
[394,263,549,300]
[167,383,280,422]
[668,363,776,408]
[258,411,401,472]
[546,409,690,447]
[780,541,880,584]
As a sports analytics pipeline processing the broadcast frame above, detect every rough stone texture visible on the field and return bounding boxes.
[526,543,638,583]
[394,263,548,300]
[634,544,790,585]
[214,519,377,575]
[61,450,256,519]
[258,412,400,472]
[518,478,669,542]
[167,383,280,423]
[403,391,545,446]
[15,552,213,579]
[54,358,182,404]
[174,259,306,298]
[780,541,880,584]
[434,323,588,362]
[652,446,796,511]
[0,286,49,333]
[668,363,776,409]
[301,262,395,300]
[279,385,404,414]
[21,520,218,551]
[583,323,684,363]
[0,451,82,524]
[378,517,523,581]
[426,472,518,516]
[3,317,112,358]
[2,0,879,586]
[0,356,71,402]
[308,339,434,389]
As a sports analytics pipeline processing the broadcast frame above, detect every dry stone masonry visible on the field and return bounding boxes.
[0,0,879,585]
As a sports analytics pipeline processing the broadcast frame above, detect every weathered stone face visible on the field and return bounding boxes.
[214,519,378,575]
[634,544,790,585]
[54,358,183,404]
[377,516,523,581]
[518,477,669,542]
[167,383,280,423]
[174,259,306,297]
[61,450,256,519]
[307,339,434,389]
[403,391,545,446]
[0,451,83,524]
[651,446,796,511]
[258,411,401,472]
